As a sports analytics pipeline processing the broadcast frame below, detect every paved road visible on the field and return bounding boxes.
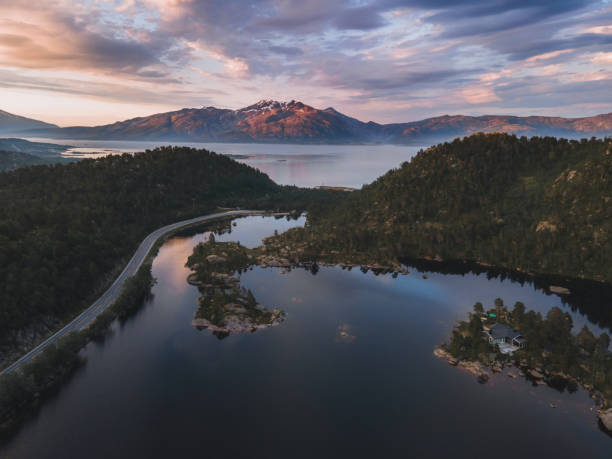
[0,210,265,376]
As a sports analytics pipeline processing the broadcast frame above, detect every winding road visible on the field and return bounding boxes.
[1,209,265,376]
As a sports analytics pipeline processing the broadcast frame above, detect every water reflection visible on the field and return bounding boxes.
[2,216,611,458]
[25,138,423,188]
[400,257,612,334]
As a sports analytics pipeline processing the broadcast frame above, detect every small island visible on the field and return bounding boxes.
[435,298,612,433]
[185,236,285,338]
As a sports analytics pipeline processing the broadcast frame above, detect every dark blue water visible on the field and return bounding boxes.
[2,216,610,458]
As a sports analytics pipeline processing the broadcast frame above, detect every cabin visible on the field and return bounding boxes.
[483,323,526,354]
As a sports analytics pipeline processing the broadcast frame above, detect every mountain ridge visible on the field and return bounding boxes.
[0,110,58,135]
[10,100,612,144]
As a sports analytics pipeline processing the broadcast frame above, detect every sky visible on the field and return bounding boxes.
[0,0,611,126]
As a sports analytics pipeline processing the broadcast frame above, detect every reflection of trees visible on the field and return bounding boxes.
[173,218,234,238]
[400,257,612,332]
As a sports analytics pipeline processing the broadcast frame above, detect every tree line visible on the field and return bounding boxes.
[446,299,612,402]
[269,134,612,283]
[0,146,339,357]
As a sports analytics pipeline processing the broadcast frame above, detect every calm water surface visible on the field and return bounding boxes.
[25,138,422,188]
[2,216,610,458]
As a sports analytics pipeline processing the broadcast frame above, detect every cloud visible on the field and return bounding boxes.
[462,86,501,104]
[591,52,612,65]
[0,68,225,106]
[269,45,304,56]
[0,0,610,124]
[525,50,575,63]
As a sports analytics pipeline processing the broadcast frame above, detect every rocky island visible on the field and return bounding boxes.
[435,299,612,434]
[186,236,285,338]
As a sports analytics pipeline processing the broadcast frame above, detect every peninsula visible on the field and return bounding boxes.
[186,237,285,337]
[434,299,612,433]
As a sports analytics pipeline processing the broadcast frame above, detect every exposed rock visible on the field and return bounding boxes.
[192,312,284,335]
[458,360,491,381]
[536,221,558,232]
[549,285,570,295]
[336,323,356,343]
[206,254,227,263]
[432,347,458,365]
[529,369,545,379]
[224,303,247,314]
[600,409,612,432]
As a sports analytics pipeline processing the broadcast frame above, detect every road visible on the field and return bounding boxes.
[0,210,265,376]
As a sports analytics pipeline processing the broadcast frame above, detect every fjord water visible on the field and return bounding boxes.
[27,138,422,188]
[2,216,610,458]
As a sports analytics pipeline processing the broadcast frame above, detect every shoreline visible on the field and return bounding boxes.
[433,345,612,433]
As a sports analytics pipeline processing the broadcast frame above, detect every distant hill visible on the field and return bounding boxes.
[381,113,612,144]
[22,100,612,144]
[0,138,72,171]
[28,100,378,143]
[0,110,57,135]
[0,138,70,157]
[266,134,612,283]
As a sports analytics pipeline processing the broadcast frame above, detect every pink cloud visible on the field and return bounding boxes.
[461,86,501,104]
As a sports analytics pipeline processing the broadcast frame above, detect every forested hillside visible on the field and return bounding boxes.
[0,151,48,172]
[0,151,71,172]
[269,134,612,283]
[0,147,336,357]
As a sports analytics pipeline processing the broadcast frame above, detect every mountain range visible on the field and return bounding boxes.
[5,100,612,144]
[0,110,57,135]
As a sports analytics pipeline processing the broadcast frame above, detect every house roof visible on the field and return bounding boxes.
[489,323,521,340]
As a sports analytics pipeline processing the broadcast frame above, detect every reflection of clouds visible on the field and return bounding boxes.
[152,215,306,299]
[374,275,394,285]
[216,215,305,248]
[153,236,200,296]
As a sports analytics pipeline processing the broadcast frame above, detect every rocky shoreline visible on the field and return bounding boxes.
[186,239,412,338]
[433,346,612,432]
[256,249,410,277]
[186,240,288,338]
[192,310,284,336]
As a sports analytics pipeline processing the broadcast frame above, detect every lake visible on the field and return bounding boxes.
[1,215,610,458]
[25,138,423,188]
